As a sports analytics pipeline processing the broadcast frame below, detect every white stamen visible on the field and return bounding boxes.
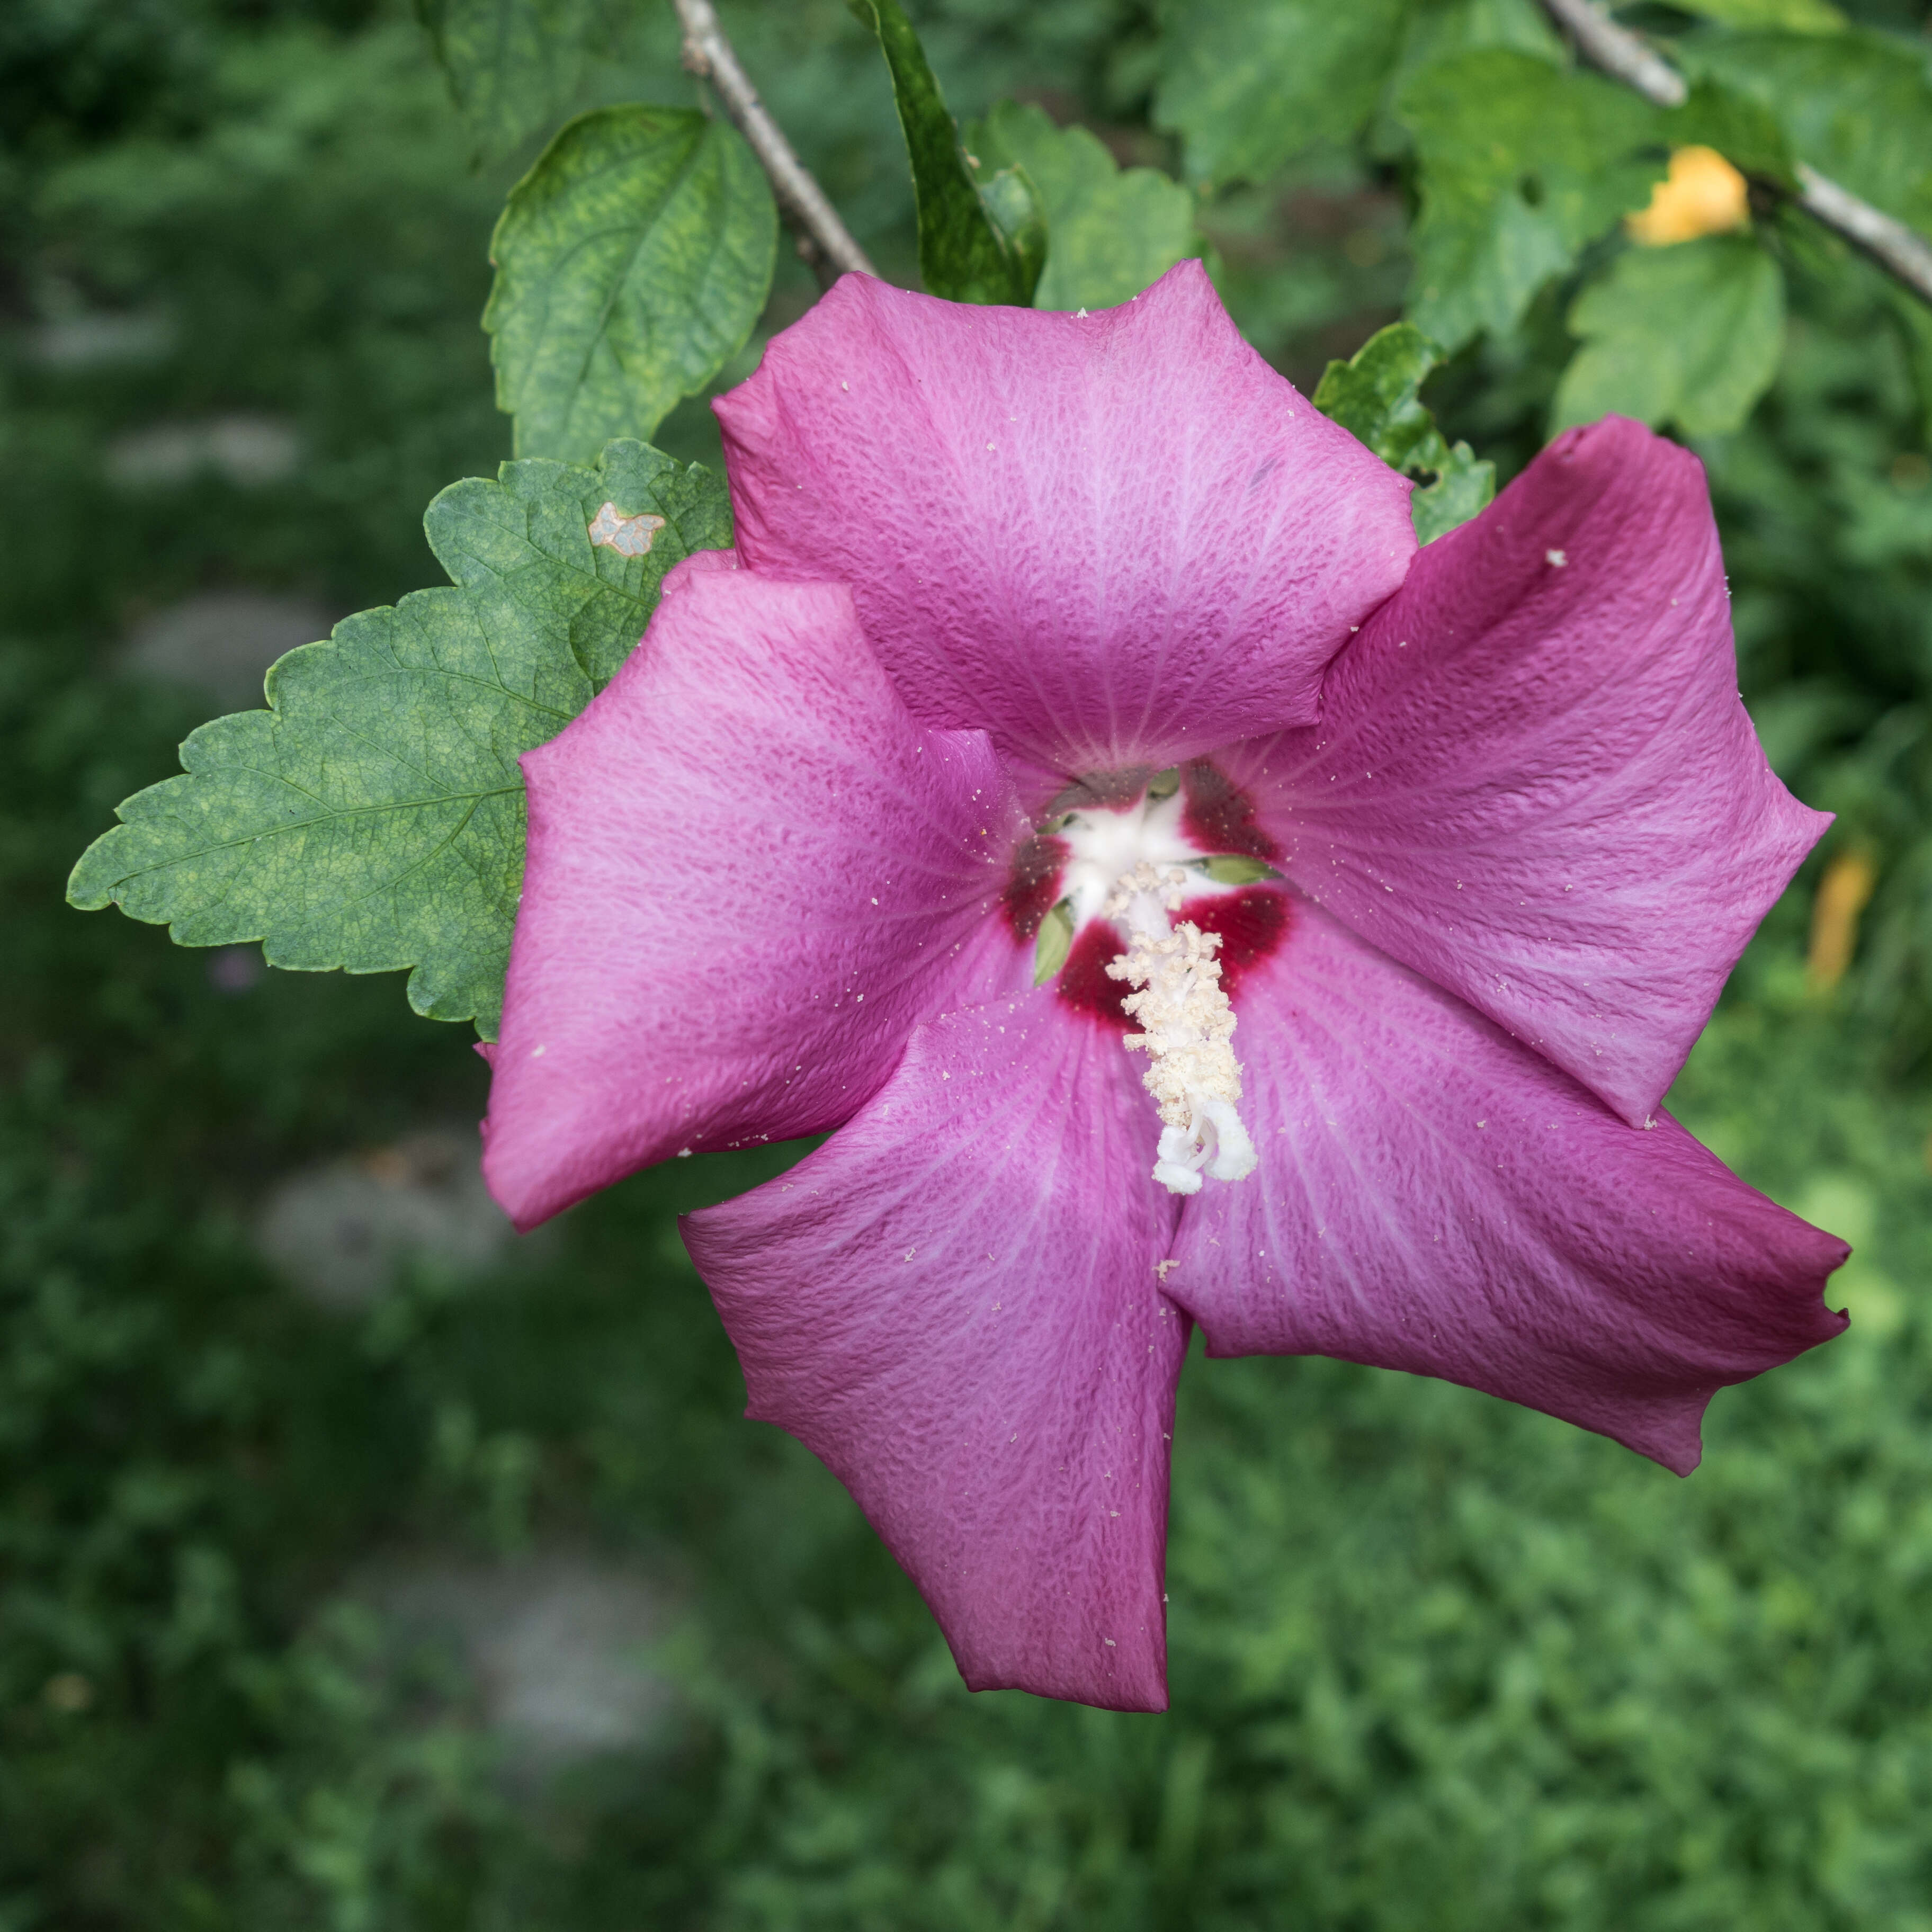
[1103,862,1258,1196]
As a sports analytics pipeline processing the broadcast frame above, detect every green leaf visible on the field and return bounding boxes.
[1411,444,1497,544]
[67,441,730,1037]
[1312,320,1448,470]
[1670,0,1845,32]
[1681,31,1932,234]
[1313,321,1497,542]
[415,0,599,159]
[847,0,1040,305]
[486,105,777,463]
[1153,0,1412,189]
[1392,0,1562,76]
[1399,49,1669,352]
[1551,237,1786,441]
[965,101,1198,312]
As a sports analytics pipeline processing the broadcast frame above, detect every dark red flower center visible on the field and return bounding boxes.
[999,760,1292,1028]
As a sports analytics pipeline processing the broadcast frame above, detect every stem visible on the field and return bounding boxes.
[1540,0,1688,106]
[1536,0,1932,309]
[672,0,879,288]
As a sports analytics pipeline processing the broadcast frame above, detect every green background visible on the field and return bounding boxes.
[6,0,1932,1924]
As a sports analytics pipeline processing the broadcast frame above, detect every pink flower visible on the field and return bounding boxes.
[480,263,1847,1712]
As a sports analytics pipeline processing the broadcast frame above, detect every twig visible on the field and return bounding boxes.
[1540,0,1689,106]
[672,0,879,288]
[1791,164,1932,306]
[1537,0,1932,309]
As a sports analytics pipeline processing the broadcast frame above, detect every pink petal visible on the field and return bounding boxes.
[1230,416,1827,1126]
[1166,903,1846,1475]
[482,562,1026,1230]
[714,261,1416,772]
[683,994,1187,1711]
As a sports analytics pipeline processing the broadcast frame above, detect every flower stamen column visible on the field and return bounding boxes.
[1106,861,1258,1195]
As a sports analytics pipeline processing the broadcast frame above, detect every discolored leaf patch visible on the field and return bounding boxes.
[587,501,667,557]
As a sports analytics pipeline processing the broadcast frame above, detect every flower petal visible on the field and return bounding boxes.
[1233,416,1827,1125]
[714,261,1416,772]
[1166,903,1847,1474]
[683,993,1187,1711]
[483,562,1025,1230]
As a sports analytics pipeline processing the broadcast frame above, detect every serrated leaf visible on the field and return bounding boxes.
[965,100,1199,312]
[67,441,730,1037]
[1312,320,1447,470]
[1399,49,1669,352]
[1313,322,1496,543]
[415,0,598,159]
[426,437,733,690]
[1671,0,1845,31]
[1551,237,1785,441]
[1153,0,1411,189]
[1411,442,1496,543]
[486,106,777,462]
[847,0,1040,304]
[1682,31,1932,235]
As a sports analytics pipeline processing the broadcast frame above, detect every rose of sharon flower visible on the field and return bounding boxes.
[480,262,1847,1713]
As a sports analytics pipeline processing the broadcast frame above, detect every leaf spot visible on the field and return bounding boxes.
[588,501,667,558]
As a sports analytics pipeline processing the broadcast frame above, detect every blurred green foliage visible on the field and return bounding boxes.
[1398,49,1668,353]
[6,0,1932,1925]
[1550,234,1786,439]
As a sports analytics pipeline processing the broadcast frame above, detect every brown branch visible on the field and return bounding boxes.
[1536,0,1932,309]
[672,0,879,288]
